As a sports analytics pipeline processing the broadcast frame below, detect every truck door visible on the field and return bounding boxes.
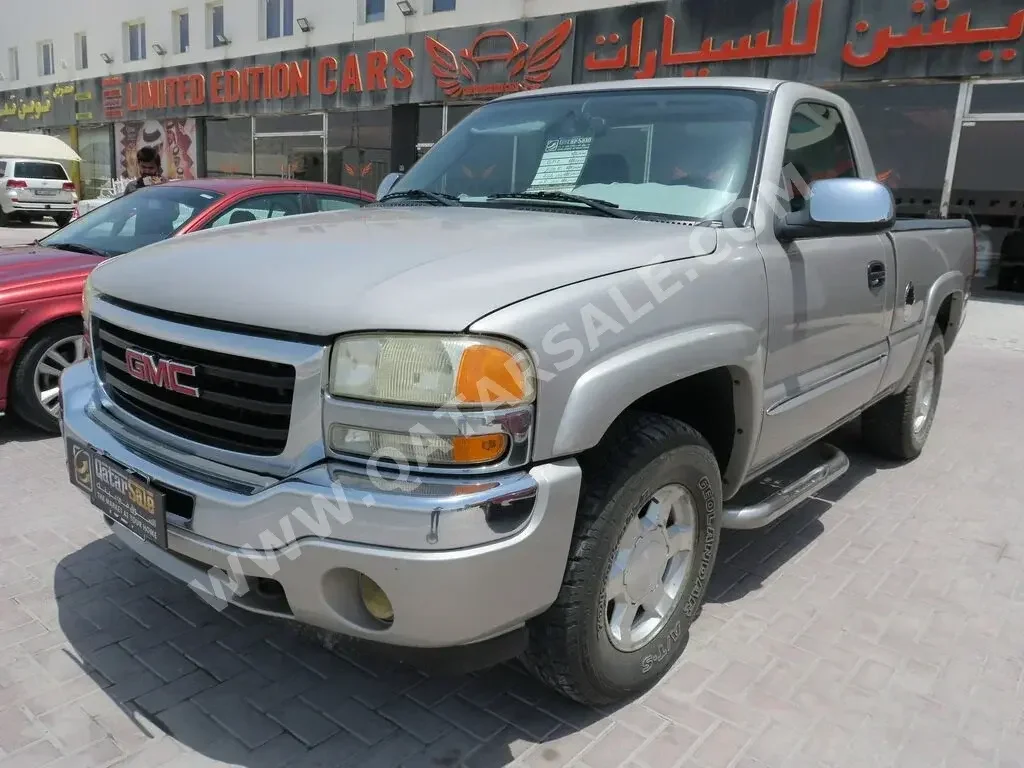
[753,101,896,467]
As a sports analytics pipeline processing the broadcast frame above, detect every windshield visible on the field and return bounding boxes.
[391,88,767,221]
[41,185,223,256]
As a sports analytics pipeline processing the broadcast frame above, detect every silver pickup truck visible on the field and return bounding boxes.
[60,78,974,706]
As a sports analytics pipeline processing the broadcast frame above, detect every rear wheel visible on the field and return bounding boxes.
[10,320,87,433]
[53,213,72,228]
[862,325,945,461]
[0,206,10,226]
[523,412,722,706]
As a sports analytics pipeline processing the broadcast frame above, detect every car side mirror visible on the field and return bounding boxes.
[776,177,895,242]
[377,172,404,201]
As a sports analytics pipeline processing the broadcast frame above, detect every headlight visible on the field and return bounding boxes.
[328,334,536,409]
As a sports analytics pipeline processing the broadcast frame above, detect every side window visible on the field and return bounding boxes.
[0,161,6,176]
[313,194,364,212]
[206,193,304,229]
[782,102,858,212]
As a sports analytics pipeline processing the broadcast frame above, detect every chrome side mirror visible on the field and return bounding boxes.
[376,172,404,201]
[777,178,895,241]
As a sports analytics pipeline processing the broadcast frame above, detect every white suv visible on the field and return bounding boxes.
[0,158,77,227]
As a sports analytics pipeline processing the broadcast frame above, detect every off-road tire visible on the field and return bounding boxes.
[0,206,10,226]
[10,319,83,433]
[522,411,723,706]
[862,325,945,461]
[53,213,72,228]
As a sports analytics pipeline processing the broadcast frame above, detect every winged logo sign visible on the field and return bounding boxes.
[425,19,574,99]
[344,162,375,178]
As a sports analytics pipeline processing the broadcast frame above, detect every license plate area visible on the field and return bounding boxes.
[67,437,168,548]
[34,189,57,196]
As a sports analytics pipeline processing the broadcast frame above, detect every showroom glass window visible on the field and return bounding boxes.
[949,81,1024,287]
[328,109,392,194]
[827,82,959,218]
[206,117,253,177]
[77,125,114,199]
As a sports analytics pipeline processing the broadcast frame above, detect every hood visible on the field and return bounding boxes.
[0,244,101,291]
[89,206,718,337]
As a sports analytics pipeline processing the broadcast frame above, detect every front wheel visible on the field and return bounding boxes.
[523,412,722,706]
[10,321,87,433]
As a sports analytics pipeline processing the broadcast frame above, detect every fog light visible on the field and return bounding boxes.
[358,574,394,624]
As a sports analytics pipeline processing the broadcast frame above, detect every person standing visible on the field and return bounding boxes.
[123,146,168,196]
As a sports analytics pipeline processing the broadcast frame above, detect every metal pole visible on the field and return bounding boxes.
[939,81,971,219]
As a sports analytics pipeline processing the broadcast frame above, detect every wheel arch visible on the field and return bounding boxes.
[896,273,965,393]
[546,323,765,499]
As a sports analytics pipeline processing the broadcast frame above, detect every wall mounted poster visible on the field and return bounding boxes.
[115,119,198,180]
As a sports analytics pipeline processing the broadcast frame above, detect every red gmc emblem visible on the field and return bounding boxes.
[125,348,200,398]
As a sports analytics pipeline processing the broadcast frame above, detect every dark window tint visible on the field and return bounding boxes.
[782,102,857,211]
[14,162,69,180]
[433,0,456,10]
[0,161,6,175]
[206,193,304,228]
[313,194,364,212]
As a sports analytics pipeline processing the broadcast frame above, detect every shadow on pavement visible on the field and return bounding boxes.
[706,421,905,606]
[0,413,55,446]
[55,424,909,765]
[55,537,612,767]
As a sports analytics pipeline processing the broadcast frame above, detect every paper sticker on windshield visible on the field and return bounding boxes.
[527,136,592,192]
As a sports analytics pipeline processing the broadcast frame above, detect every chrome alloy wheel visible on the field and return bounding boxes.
[605,483,697,652]
[33,334,86,416]
[913,349,936,435]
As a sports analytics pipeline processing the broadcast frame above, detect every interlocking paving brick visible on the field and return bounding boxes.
[2,302,1024,767]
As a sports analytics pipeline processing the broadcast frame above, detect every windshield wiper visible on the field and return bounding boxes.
[47,242,111,257]
[378,189,462,207]
[487,191,634,219]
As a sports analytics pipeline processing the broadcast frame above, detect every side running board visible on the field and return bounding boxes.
[722,443,849,530]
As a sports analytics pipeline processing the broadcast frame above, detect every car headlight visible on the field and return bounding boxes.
[327,334,536,468]
[329,334,536,409]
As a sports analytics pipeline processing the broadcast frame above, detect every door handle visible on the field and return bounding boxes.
[867,261,886,289]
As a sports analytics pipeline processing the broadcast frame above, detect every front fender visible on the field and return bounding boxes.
[550,323,764,486]
[468,243,770,495]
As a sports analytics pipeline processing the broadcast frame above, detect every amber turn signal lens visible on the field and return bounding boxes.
[451,433,508,464]
[455,345,531,406]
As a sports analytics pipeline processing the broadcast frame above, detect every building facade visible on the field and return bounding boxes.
[2,0,1024,285]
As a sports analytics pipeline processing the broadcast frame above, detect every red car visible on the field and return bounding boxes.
[0,178,375,432]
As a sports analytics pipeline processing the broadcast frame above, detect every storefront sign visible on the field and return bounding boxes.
[577,0,1024,82]
[843,2,1023,67]
[0,99,53,120]
[425,20,574,98]
[5,1,1024,131]
[585,0,822,78]
[111,50,419,116]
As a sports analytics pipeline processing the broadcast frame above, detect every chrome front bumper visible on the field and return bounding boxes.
[61,361,582,648]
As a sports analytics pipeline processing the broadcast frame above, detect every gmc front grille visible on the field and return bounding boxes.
[92,318,296,456]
